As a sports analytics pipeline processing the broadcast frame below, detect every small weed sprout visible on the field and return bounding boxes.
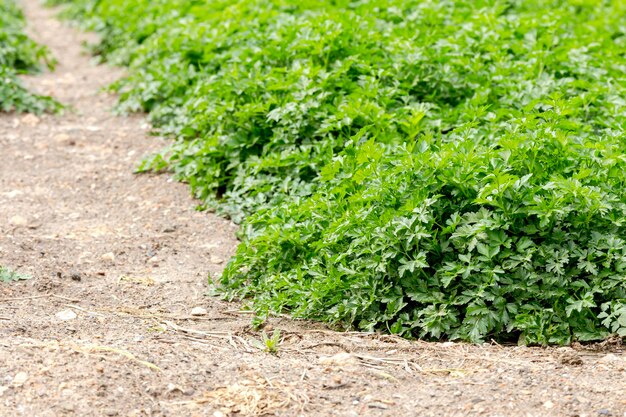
[0,266,30,283]
[251,329,282,354]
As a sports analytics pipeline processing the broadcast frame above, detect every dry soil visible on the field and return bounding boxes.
[1,1,625,416]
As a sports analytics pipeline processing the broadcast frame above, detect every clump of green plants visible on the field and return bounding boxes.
[0,266,30,283]
[0,0,61,113]
[49,0,626,344]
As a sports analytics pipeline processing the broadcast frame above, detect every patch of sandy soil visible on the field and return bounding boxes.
[1,1,625,416]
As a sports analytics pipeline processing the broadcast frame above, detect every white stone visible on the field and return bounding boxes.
[56,309,77,321]
[190,307,208,316]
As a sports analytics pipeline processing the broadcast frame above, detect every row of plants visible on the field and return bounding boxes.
[49,0,626,344]
[0,0,60,113]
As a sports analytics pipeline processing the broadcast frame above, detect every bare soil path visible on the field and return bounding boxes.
[1,1,625,416]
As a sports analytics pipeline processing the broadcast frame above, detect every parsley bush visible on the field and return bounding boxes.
[0,0,60,113]
[51,0,626,344]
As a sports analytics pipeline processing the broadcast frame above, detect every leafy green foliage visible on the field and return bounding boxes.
[0,0,61,113]
[51,0,626,344]
[0,266,30,283]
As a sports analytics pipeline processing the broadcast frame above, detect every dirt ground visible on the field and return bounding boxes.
[0,1,625,416]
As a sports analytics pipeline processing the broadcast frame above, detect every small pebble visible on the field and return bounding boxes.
[210,255,224,265]
[70,271,82,281]
[101,252,115,263]
[190,307,208,316]
[55,309,77,321]
[9,215,28,227]
[319,352,357,367]
[21,114,40,126]
[12,372,28,386]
